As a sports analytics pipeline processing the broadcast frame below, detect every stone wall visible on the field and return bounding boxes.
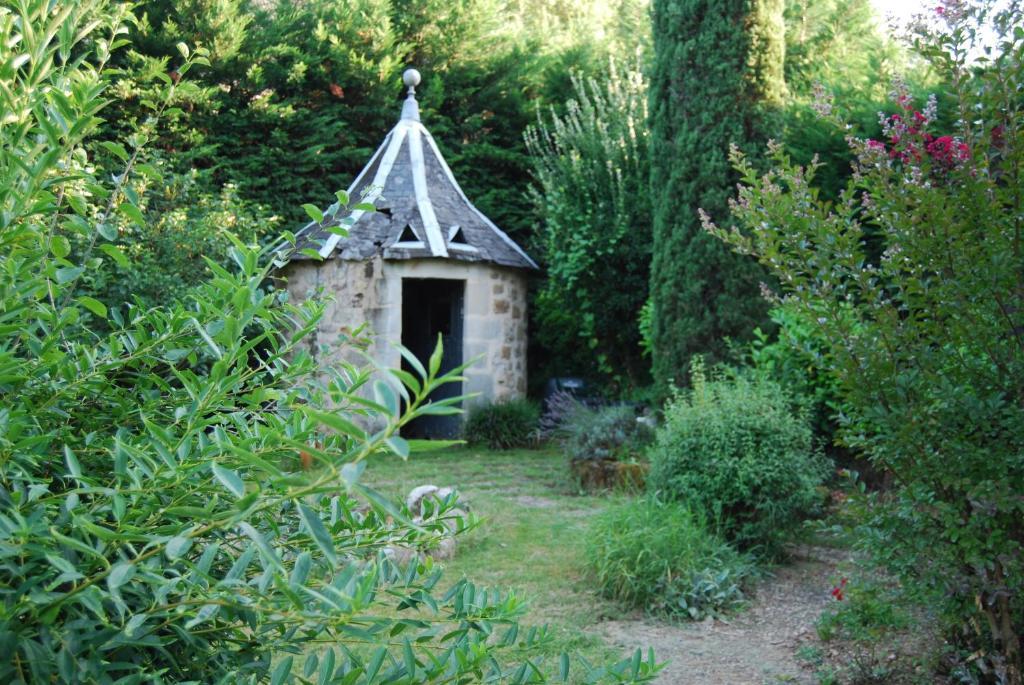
[280,257,528,415]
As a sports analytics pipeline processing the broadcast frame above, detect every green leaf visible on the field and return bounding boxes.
[373,380,399,416]
[365,648,387,681]
[298,503,337,565]
[354,483,414,527]
[99,243,129,267]
[304,653,319,678]
[135,163,163,181]
[107,562,135,591]
[77,296,107,318]
[340,461,365,489]
[118,202,145,227]
[334,190,349,206]
[211,463,245,498]
[270,656,292,685]
[238,522,284,572]
[397,345,427,380]
[302,203,324,223]
[318,647,336,685]
[190,318,223,359]
[300,407,366,440]
[50,235,70,258]
[97,222,118,240]
[165,536,192,560]
[100,141,129,161]
[428,336,444,377]
[55,266,84,284]
[176,42,190,59]
[560,652,570,681]
[290,551,313,586]
[385,436,409,459]
[408,439,463,452]
[64,446,82,478]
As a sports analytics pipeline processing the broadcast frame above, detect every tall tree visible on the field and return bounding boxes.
[525,58,651,389]
[647,0,786,386]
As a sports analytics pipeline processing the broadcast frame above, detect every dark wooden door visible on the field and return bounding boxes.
[401,278,465,438]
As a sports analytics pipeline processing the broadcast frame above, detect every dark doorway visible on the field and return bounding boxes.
[401,278,465,438]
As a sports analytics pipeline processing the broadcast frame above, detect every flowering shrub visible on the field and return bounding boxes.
[706,2,1024,680]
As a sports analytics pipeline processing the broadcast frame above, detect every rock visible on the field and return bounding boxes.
[384,485,468,564]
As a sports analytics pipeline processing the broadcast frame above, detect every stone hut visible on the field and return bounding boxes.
[277,69,537,438]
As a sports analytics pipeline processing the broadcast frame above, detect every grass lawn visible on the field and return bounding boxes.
[361,444,634,670]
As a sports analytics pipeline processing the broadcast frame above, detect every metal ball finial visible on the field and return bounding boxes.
[403,68,421,90]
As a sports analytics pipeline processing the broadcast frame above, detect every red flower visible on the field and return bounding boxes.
[830,577,848,601]
[925,135,970,166]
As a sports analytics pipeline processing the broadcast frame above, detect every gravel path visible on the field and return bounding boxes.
[597,546,845,684]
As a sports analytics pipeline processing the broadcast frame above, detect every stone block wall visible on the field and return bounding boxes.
[280,257,528,416]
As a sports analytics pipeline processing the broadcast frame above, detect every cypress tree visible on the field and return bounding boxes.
[648,0,786,386]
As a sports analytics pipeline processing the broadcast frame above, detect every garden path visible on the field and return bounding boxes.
[597,546,843,684]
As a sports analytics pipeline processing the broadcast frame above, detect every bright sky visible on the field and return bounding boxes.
[870,0,932,26]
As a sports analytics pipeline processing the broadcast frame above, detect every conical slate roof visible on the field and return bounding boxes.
[290,70,537,270]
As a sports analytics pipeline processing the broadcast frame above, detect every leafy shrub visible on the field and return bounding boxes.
[463,399,540,449]
[561,404,654,462]
[586,497,753,620]
[816,578,911,643]
[707,2,1024,676]
[0,4,661,683]
[647,359,828,553]
[525,57,651,388]
[747,305,844,443]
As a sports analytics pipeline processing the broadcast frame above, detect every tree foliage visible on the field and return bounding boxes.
[707,2,1024,678]
[647,0,786,388]
[525,58,650,389]
[0,2,662,681]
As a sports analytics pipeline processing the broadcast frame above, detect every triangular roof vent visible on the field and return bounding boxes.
[449,225,468,244]
[397,224,419,243]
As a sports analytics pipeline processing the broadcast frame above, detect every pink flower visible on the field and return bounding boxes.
[926,135,969,166]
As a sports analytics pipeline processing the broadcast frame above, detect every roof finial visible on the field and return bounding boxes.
[400,68,421,122]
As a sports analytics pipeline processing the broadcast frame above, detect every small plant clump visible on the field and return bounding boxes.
[462,399,540,450]
[586,497,755,621]
[647,359,829,555]
[545,395,654,490]
[560,404,654,463]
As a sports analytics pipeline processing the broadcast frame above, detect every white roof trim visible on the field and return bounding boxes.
[418,124,538,269]
[317,122,410,258]
[407,125,448,257]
